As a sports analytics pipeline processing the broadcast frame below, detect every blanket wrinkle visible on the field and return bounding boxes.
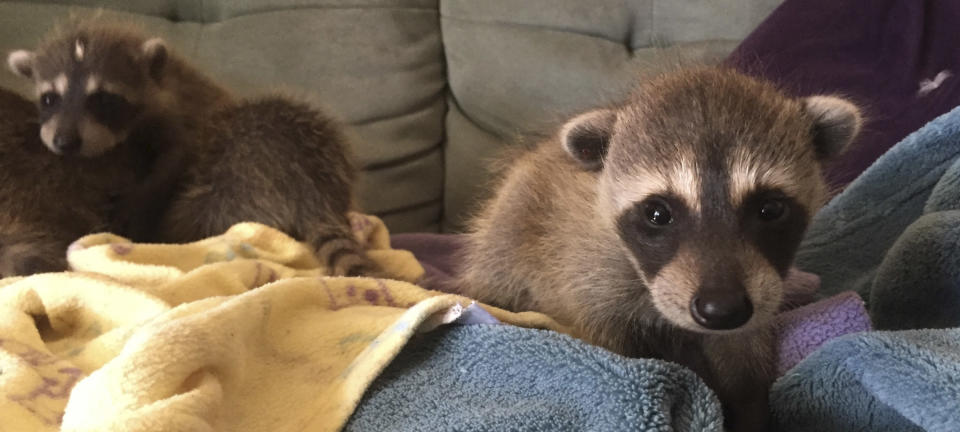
[369,110,960,432]
[771,105,960,431]
[0,213,567,432]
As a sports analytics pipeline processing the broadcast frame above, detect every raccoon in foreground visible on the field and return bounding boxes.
[0,87,124,277]
[8,18,380,277]
[457,67,861,430]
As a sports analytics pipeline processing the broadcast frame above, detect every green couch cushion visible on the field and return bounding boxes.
[0,0,445,232]
[0,0,780,233]
[439,0,781,230]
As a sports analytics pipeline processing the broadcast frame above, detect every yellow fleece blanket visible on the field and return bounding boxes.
[0,213,565,432]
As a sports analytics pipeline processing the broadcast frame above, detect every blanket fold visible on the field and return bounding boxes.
[346,325,724,432]
[0,213,566,432]
[771,105,960,431]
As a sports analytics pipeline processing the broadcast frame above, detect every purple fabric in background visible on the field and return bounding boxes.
[775,291,870,375]
[726,0,960,188]
[391,233,465,294]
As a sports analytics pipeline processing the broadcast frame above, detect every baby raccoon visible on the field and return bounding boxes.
[156,95,376,276]
[9,19,379,277]
[0,87,128,277]
[7,17,232,240]
[6,18,231,157]
[458,67,861,431]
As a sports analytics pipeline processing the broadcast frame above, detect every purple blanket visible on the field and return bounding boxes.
[727,0,960,188]
[392,233,870,375]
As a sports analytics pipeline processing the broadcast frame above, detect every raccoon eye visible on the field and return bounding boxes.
[40,92,60,108]
[643,199,673,226]
[758,200,787,221]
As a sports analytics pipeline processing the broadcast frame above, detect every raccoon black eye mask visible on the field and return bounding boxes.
[458,67,861,431]
[7,18,388,278]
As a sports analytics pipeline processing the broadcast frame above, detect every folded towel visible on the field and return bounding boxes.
[0,213,566,431]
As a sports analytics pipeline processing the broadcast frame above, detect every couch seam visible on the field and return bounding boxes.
[362,143,442,172]
[649,0,656,44]
[353,86,445,127]
[439,14,629,48]
[443,95,503,142]
[437,0,449,228]
[374,198,442,218]
[209,5,437,24]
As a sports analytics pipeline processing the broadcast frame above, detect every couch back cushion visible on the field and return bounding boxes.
[0,0,780,233]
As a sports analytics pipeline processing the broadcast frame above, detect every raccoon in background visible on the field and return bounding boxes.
[458,67,862,431]
[156,95,374,276]
[6,17,231,242]
[0,87,127,277]
[8,17,381,277]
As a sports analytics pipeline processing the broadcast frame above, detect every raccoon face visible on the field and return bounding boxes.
[7,35,167,157]
[560,70,861,333]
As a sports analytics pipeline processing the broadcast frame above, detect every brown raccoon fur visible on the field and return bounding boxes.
[6,16,233,242]
[8,18,379,277]
[457,67,862,431]
[0,87,129,276]
[156,96,376,276]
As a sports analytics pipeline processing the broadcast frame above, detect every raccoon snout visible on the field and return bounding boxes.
[690,291,753,330]
[53,131,81,155]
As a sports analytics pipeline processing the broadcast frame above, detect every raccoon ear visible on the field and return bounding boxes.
[804,96,862,160]
[560,109,617,171]
[141,38,168,83]
[7,50,36,79]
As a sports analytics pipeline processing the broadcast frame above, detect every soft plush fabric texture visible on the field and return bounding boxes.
[392,232,870,373]
[382,233,874,429]
[346,324,725,432]
[0,0,783,232]
[373,105,960,431]
[772,329,960,432]
[727,0,960,188]
[795,104,960,325]
[344,292,870,431]
[392,233,874,375]
[769,105,960,431]
[0,214,568,431]
[774,291,870,375]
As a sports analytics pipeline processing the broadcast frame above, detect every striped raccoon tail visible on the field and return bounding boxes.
[0,229,67,277]
[309,226,384,278]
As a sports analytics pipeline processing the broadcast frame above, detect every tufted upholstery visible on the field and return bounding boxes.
[0,0,781,233]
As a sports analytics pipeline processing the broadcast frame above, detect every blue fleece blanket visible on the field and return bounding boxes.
[347,105,960,431]
[346,325,723,431]
[771,106,960,431]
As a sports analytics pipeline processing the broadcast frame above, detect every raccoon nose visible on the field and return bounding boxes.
[690,292,753,330]
[53,133,81,154]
